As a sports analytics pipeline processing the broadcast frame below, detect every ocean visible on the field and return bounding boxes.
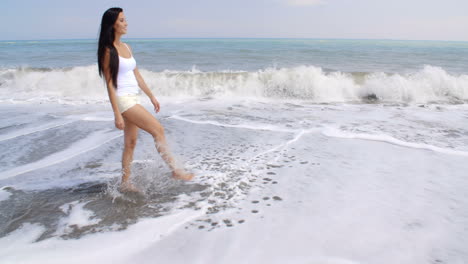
[0,38,468,264]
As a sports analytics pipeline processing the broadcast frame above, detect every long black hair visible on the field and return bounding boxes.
[97,7,122,88]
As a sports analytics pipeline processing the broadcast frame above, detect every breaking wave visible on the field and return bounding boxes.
[1,65,467,104]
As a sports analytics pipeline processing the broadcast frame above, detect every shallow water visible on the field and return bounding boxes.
[1,101,467,264]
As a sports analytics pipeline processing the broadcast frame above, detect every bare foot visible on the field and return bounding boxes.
[119,181,141,193]
[172,169,194,181]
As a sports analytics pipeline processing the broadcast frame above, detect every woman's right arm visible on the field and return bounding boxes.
[103,49,125,130]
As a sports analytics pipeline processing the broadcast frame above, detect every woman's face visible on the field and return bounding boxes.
[113,12,127,35]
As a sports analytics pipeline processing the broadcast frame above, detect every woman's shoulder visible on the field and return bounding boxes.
[123,42,133,52]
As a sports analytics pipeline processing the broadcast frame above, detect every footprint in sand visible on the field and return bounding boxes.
[273,196,283,201]
[223,219,233,227]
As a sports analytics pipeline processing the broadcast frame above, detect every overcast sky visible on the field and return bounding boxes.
[1,0,467,41]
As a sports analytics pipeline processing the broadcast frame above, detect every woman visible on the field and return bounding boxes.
[97,7,194,192]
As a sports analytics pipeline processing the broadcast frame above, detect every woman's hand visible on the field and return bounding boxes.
[115,114,125,130]
[151,96,160,113]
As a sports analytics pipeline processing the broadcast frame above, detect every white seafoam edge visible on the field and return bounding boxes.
[0,187,12,202]
[321,126,468,157]
[169,114,468,158]
[0,209,205,264]
[54,201,101,236]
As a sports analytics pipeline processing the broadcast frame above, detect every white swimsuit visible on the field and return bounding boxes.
[116,43,140,113]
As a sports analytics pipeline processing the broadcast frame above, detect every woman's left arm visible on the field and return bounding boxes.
[126,43,160,113]
[134,67,160,113]
[133,67,160,113]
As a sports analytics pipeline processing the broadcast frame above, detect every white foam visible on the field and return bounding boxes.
[0,209,204,264]
[322,127,468,157]
[0,65,108,103]
[1,65,468,104]
[0,223,45,251]
[169,114,297,133]
[362,66,468,103]
[0,187,12,202]
[55,201,100,235]
[249,130,310,163]
[117,65,468,103]
[0,129,122,180]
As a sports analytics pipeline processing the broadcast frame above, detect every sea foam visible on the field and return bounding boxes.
[1,65,467,104]
[0,187,12,202]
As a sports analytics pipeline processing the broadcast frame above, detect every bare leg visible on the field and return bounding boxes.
[122,104,194,180]
[119,116,140,192]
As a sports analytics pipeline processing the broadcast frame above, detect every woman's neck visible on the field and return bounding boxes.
[114,34,122,46]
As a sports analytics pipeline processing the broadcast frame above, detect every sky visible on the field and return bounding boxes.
[0,0,467,41]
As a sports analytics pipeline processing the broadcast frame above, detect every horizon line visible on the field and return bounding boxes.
[1,37,468,43]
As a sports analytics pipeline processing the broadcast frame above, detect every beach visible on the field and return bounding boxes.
[1,39,468,263]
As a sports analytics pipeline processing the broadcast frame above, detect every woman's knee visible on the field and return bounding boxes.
[124,137,138,149]
[150,124,165,139]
